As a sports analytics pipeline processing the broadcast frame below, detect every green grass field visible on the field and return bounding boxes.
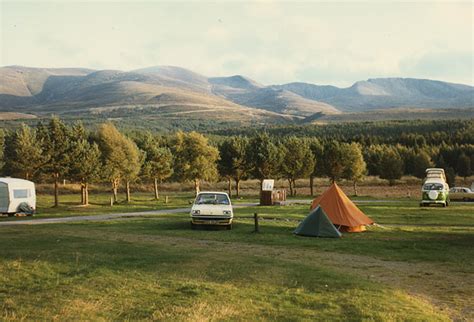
[0,194,473,320]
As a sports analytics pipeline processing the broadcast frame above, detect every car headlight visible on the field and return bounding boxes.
[192,210,200,215]
[223,210,231,215]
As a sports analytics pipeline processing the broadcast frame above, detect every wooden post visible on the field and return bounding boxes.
[254,213,259,233]
[165,196,169,204]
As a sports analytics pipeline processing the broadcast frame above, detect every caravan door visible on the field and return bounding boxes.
[0,182,9,213]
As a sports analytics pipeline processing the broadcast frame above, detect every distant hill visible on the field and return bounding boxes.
[274,78,474,112]
[0,65,472,125]
[209,75,339,116]
[0,66,295,125]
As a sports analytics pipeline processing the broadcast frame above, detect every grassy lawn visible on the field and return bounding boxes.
[0,197,472,320]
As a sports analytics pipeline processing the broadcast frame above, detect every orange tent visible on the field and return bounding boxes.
[310,183,374,232]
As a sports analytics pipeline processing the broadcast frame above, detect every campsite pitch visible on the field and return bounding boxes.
[0,200,472,320]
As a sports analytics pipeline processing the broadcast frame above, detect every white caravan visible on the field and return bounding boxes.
[0,178,36,215]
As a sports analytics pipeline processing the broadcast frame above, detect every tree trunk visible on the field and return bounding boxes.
[84,182,89,206]
[353,180,358,196]
[80,184,85,205]
[53,173,59,207]
[288,179,293,196]
[227,178,232,197]
[112,179,118,203]
[310,176,314,196]
[235,179,241,197]
[126,180,131,202]
[194,179,200,196]
[154,178,159,200]
[292,179,297,196]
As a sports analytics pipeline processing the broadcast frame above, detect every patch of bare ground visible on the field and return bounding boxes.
[0,112,37,120]
[58,228,473,321]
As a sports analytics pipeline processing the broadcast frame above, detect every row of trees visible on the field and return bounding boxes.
[1,117,473,206]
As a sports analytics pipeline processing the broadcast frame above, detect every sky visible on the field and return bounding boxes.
[1,1,473,87]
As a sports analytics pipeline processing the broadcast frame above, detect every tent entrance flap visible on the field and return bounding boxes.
[294,206,342,238]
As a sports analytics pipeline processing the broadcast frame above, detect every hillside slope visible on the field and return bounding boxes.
[274,78,474,112]
[0,66,295,124]
[1,66,472,121]
[210,76,340,116]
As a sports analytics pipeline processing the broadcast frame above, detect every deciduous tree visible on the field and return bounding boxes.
[411,150,433,179]
[172,131,219,195]
[96,123,141,203]
[343,143,367,196]
[140,134,174,199]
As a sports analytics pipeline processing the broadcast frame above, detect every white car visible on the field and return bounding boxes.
[190,192,233,229]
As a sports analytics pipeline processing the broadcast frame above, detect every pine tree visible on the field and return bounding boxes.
[68,123,102,205]
[3,124,44,180]
[379,147,404,186]
[218,136,250,197]
[281,137,315,196]
[457,153,472,180]
[37,117,71,207]
[172,131,219,195]
[322,141,347,183]
[246,132,283,192]
[0,129,5,174]
[308,138,322,196]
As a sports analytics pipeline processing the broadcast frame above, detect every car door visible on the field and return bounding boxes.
[463,188,474,201]
[450,188,461,200]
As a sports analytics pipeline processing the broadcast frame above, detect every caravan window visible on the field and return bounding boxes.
[13,189,29,198]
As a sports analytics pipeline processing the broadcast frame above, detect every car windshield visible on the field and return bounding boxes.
[195,193,230,205]
[423,183,444,191]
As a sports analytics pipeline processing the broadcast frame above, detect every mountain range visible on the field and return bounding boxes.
[0,65,472,124]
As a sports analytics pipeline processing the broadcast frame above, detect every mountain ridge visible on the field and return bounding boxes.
[1,65,472,120]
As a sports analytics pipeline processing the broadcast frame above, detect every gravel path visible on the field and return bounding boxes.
[0,203,259,226]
